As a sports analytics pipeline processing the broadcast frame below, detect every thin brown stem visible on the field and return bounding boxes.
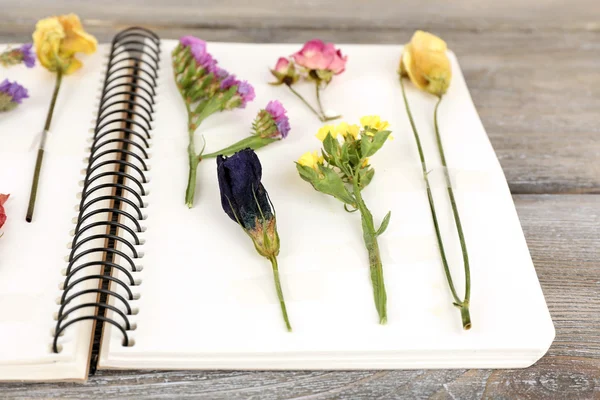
[26,70,63,222]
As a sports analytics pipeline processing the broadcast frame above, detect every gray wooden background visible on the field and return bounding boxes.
[1,0,599,398]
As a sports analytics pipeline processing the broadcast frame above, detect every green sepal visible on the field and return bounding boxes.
[376,211,392,236]
[361,130,392,158]
[358,167,375,189]
[296,163,356,206]
[322,132,341,160]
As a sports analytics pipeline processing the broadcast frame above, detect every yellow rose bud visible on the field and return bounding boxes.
[334,122,360,139]
[298,151,324,170]
[315,124,337,141]
[401,30,452,97]
[33,14,97,74]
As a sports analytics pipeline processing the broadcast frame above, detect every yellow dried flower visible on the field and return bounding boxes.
[360,115,390,132]
[316,124,337,141]
[401,30,452,96]
[298,151,324,170]
[33,14,97,74]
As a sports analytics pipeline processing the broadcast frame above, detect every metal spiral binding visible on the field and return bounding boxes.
[52,27,160,359]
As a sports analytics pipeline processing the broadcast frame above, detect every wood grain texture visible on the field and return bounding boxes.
[0,194,597,398]
[1,2,599,194]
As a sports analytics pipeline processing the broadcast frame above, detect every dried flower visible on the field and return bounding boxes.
[217,149,291,331]
[269,57,300,86]
[0,43,36,68]
[0,79,29,112]
[25,14,97,222]
[291,39,347,80]
[172,36,261,208]
[399,31,471,329]
[296,118,393,324]
[0,194,9,231]
[201,100,290,159]
[33,14,97,74]
[401,30,452,97]
[269,40,347,122]
[297,151,324,171]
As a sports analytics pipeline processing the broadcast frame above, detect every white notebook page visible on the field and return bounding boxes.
[100,42,554,369]
[0,44,141,380]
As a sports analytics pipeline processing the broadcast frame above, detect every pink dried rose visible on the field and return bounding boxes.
[0,194,9,231]
[269,40,346,122]
[291,39,347,79]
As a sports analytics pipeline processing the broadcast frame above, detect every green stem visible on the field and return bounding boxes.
[26,69,63,222]
[353,178,387,324]
[315,82,341,122]
[185,103,200,208]
[201,136,278,159]
[268,256,292,332]
[286,84,324,122]
[434,97,471,329]
[400,77,471,330]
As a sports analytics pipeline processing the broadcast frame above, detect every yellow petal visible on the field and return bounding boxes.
[63,57,82,75]
[411,30,447,53]
[316,125,336,141]
[58,14,97,55]
[32,17,65,72]
[402,30,452,96]
[298,151,323,170]
[333,122,360,139]
[360,115,389,132]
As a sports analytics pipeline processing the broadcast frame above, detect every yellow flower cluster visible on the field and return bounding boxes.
[316,122,360,141]
[299,116,392,170]
[315,116,390,141]
[33,14,97,74]
[401,30,452,96]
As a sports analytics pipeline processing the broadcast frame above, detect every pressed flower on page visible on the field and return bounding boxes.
[0,79,29,112]
[0,43,35,68]
[399,30,472,330]
[25,14,97,222]
[269,40,347,122]
[217,149,292,331]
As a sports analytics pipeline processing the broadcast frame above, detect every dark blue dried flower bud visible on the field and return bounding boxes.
[217,148,279,257]
[217,148,272,228]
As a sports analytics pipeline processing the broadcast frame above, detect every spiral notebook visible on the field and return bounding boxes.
[0,28,554,382]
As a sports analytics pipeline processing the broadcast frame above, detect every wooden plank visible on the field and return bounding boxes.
[1,25,598,194]
[3,0,600,31]
[0,194,596,397]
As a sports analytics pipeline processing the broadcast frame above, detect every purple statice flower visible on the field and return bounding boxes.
[236,81,255,108]
[265,100,290,138]
[220,74,240,91]
[215,67,229,79]
[220,75,255,109]
[179,36,219,73]
[180,36,207,60]
[0,79,29,112]
[0,43,35,68]
[19,43,35,68]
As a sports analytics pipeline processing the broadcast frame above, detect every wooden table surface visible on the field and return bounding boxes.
[1,0,599,398]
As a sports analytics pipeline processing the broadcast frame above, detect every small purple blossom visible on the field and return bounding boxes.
[237,81,255,107]
[215,67,229,79]
[179,36,219,73]
[220,74,239,91]
[0,79,29,112]
[180,36,207,61]
[19,43,35,68]
[265,100,290,138]
[0,79,29,103]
